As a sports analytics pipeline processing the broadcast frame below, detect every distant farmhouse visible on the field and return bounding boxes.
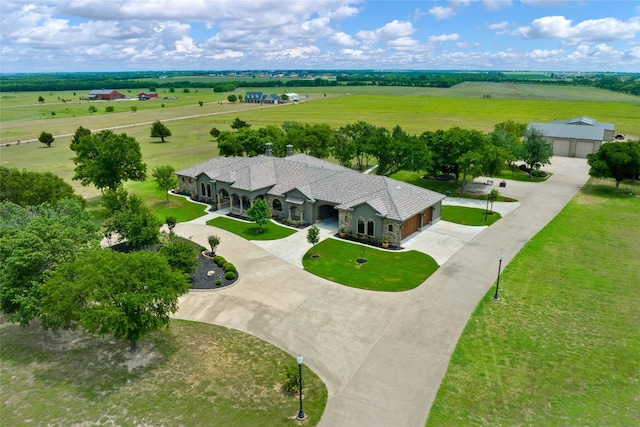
[528,116,614,158]
[87,89,126,100]
[244,92,283,104]
[137,91,158,100]
[175,145,445,247]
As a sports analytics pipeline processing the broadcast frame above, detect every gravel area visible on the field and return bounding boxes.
[190,252,238,290]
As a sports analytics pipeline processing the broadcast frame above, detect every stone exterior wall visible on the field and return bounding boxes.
[338,210,352,233]
[382,218,403,246]
[178,176,197,196]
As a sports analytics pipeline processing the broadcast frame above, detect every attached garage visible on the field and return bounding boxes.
[402,214,421,239]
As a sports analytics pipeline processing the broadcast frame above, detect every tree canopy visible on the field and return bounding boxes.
[38,131,54,147]
[0,199,101,325]
[40,249,191,352]
[587,141,640,192]
[70,126,91,151]
[519,128,554,176]
[151,120,172,142]
[103,189,160,249]
[0,167,85,208]
[72,130,147,192]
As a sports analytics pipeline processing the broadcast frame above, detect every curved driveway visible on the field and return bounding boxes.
[173,157,590,426]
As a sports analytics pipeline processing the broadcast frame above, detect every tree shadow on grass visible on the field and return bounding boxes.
[0,316,180,399]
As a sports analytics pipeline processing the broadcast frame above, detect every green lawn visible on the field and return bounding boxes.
[207,216,297,240]
[0,318,327,426]
[127,180,208,223]
[302,238,439,291]
[426,179,640,426]
[442,205,501,226]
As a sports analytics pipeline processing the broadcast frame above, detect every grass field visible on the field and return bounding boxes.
[207,216,298,240]
[0,318,328,426]
[426,179,640,426]
[442,205,501,226]
[302,238,439,291]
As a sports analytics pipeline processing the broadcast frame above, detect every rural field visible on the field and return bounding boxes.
[1,81,639,425]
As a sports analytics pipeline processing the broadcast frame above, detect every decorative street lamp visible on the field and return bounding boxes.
[493,253,504,301]
[484,192,490,222]
[296,354,306,420]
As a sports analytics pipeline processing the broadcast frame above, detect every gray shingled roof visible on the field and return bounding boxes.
[552,116,614,131]
[175,154,445,221]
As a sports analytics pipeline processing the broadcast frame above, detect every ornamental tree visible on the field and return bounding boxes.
[307,225,320,258]
[152,165,177,203]
[519,128,554,177]
[246,198,271,233]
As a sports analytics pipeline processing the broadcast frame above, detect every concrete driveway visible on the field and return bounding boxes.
[173,157,590,426]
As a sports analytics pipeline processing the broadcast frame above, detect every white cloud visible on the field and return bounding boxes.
[329,31,358,46]
[428,33,461,43]
[429,6,455,20]
[356,20,415,42]
[209,50,244,60]
[513,15,640,44]
[488,21,509,30]
[263,45,320,60]
[387,37,420,50]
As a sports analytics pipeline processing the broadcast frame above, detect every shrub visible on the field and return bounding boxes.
[223,262,236,273]
[215,278,222,286]
[214,256,226,266]
[225,271,236,280]
[282,364,300,395]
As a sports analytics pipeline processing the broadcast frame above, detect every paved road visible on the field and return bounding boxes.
[173,157,590,426]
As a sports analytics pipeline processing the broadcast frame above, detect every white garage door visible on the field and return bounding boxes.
[553,139,570,157]
[575,142,596,158]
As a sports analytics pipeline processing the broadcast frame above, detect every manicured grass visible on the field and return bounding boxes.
[127,180,208,223]
[207,216,297,240]
[302,238,439,291]
[494,166,549,182]
[0,318,327,426]
[426,178,640,426]
[442,205,501,226]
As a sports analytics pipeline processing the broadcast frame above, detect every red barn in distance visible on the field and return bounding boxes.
[87,89,126,100]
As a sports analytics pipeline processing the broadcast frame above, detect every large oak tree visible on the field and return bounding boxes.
[72,130,147,192]
[588,140,640,192]
[40,249,191,352]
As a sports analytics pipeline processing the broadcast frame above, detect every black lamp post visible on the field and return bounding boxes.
[484,192,490,222]
[296,354,305,420]
[493,253,504,301]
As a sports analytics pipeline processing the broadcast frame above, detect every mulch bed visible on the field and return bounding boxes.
[191,251,238,290]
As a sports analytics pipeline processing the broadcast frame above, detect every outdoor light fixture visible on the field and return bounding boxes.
[484,192,490,222]
[296,354,306,420]
[493,253,504,301]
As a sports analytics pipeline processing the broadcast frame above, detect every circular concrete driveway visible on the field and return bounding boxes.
[173,157,590,427]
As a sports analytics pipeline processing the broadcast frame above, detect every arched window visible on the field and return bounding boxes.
[357,217,365,234]
[206,184,211,198]
[388,224,393,232]
[201,183,205,195]
[273,199,282,211]
[367,219,375,236]
[219,189,229,202]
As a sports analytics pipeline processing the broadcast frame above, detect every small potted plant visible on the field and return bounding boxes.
[339,227,346,237]
[381,238,389,249]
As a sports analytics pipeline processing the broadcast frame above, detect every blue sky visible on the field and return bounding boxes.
[1,1,639,73]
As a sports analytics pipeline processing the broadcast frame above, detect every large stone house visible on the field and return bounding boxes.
[175,146,445,247]
[528,116,614,158]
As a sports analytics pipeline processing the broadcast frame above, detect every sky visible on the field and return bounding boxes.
[1,0,639,73]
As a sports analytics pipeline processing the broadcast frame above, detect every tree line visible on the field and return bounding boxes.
[2,71,637,96]
[211,119,554,189]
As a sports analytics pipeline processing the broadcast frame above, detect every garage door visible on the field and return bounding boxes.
[575,142,595,158]
[401,214,421,239]
[553,139,570,157]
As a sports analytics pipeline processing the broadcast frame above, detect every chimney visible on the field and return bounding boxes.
[286,144,294,157]
[265,142,273,157]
